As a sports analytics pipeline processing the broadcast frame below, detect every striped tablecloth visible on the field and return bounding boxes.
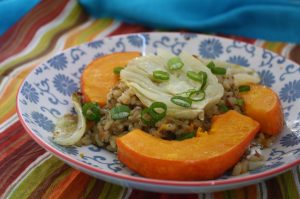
[1,0,300,198]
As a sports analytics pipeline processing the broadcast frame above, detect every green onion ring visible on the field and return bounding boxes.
[189,90,205,101]
[113,66,124,75]
[206,61,215,69]
[176,132,196,140]
[238,85,251,92]
[141,108,156,125]
[199,71,208,90]
[171,96,192,108]
[211,67,227,75]
[153,70,169,81]
[111,105,131,120]
[186,71,203,82]
[82,102,101,122]
[167,57,184,71]
[148,102,167,121]
[218,104,229,113]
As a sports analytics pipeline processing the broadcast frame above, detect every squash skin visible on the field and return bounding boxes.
[116,110,260,180]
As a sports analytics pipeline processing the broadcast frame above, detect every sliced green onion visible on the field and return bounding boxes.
[113,66,124,75]
[176,132,196,141]
[199,71,208,90]
[235,98,245,106]
[111,105,131,120]
[167,57,184,70]
[206,61,215,69]
[218,104,229,113]
[171,96,192,108]
[153,70,169,81]
[238,85,251,92]
[187,71,203,82]
[149,102,167,121]
[141,108,156,125]
[211,67,226,75]
[82,102,101,122]
[189,90,205,101]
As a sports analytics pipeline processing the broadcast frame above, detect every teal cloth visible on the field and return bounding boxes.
[0,0,40,36]
[79,0,300,43]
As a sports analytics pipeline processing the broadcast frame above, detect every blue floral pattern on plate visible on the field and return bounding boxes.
[258,70,276,87]
[279,80,300,103]
[53,74,78,96]
[17,32,300,193]
[47,53,68,70]
[20,82,39,104]
[227,55,250,67]
[199,38,223,59]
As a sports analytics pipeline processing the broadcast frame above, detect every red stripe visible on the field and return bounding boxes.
[0,124,28,151]
[108,22,150,36]
[0,0,69,62]
[0,139,46,195]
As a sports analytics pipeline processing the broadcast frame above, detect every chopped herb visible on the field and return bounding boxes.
[153,70,169,81]
[176,132,196,140]
[218,104,229,113]
[211,67,227,75]
[189,90,205,101]
[206,61,216,69]
[111,105,131,120]
[235,98,245,106]
[148,102,167,121]
[171,96,192,108]
[113,66,124,75]
[238,85,251,92]
[82,102,101,122]
[167,57,184,70]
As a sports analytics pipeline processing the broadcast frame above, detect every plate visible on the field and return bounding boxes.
[17,32,300,193]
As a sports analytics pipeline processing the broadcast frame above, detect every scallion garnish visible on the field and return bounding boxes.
[206,61,215,69]
[176,132,196,140]
[211,67,227,75]
[238,85,250,92]
[170,96,192,108]
[167,57,184,70]
[113,66,124,75]
[206,61,226,75]
[187,71,202,82]
[148,102,167,121]
[141,108,156,125]
[153,70,169,81]
[189,90,205,101]
[111,105,131,120]
[218,104,229,113]
[82,102,101,122]
[199,71,207,90]
[235,98,245,106]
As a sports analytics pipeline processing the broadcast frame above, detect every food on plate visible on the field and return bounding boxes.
[53,49,283,180]
[81,52,141,106]
[117,111,260,180]
[239,84,283,135]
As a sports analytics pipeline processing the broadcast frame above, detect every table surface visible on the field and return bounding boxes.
[1,0,300,198]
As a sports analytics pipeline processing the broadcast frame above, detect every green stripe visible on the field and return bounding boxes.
[0,3,84,75]
[8,156,64,199]
[276,171,299,199]
[83,178,97,198]
[99,183,124,199]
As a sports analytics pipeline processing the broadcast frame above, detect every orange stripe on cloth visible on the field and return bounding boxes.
[262,42,286,54]
[44,169,91,199]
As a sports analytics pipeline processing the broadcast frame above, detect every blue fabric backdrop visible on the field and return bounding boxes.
[79,0,300,42]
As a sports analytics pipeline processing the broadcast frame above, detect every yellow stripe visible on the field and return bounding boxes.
[0,3,84,75]
[64,18,114,48]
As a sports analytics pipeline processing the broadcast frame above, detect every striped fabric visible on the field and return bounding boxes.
[0,0,300,198]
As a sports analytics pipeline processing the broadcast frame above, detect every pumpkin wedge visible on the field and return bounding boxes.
[81,52,141,106]
[116,110,260,180]
[239,84,283,135]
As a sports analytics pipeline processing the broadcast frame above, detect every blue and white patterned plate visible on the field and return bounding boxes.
[17,32,300,193]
